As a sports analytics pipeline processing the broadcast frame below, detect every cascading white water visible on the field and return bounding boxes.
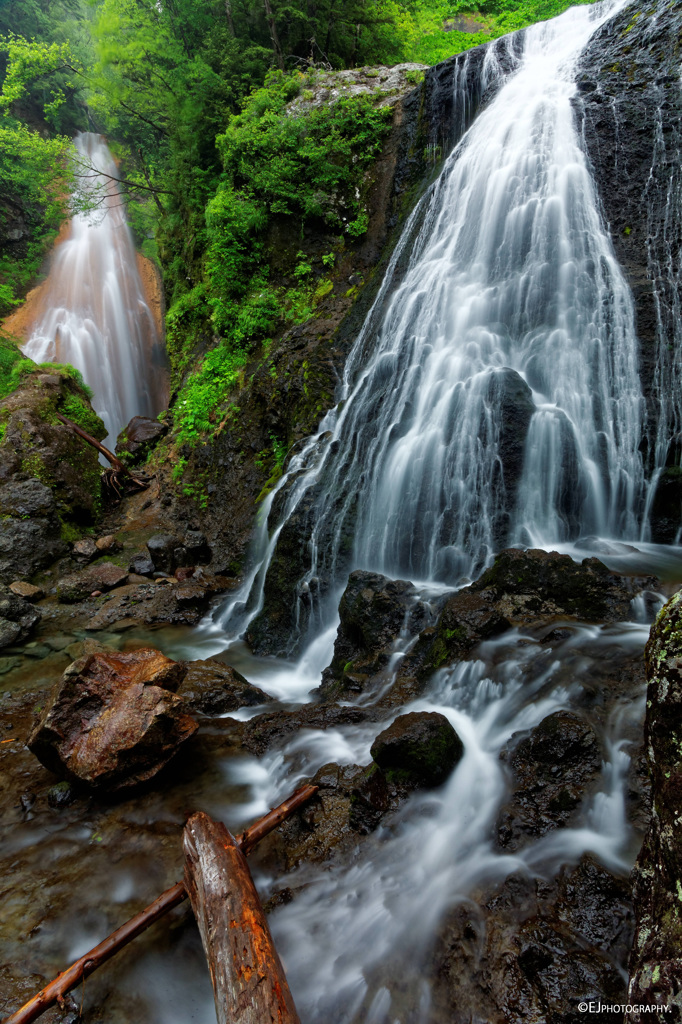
[22,132,166,445]
[212,0,643,655]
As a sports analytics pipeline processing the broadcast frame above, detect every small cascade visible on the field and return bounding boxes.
[22,132,167,445]
[216,0,644,655]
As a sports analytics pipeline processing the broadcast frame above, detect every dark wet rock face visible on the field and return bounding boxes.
[627,592,682,1021]
[28,648,196,791]
[177,658,273,715]
[370,711,463,788]
[0,584,41,649]
[431,858,634,1024]
[497,711,602,850]
[390,548,652,699]
[319,570,433,700]
[576,0,682,542]
[0,479,66,583]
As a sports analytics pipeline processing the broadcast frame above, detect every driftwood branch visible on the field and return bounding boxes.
[54,412,148,496]
[3,784,317,1024]
[185,813,301,1024]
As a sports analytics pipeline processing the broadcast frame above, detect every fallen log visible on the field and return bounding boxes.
[3,783,316,1024]
[185,812,301,1024]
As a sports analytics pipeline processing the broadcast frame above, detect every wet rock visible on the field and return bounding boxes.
[57,562,129,603]
[648,467,682,546]
[627,591,682,1019]
[431,859,632,1024]
[28,647,195,791]
[241,702,378,758]
[485,368,535,544]
[319,570,433,700]
[415,548,653,680]
[370,711,463,787]
[497,710,602,850]
[146,533,180,574]
[0,371,106,582]
[116,415,168,466]
[8,581,43,601]
[47,780,76,809]
[256,759,396,873]
[81,569,231,630]
[576,0,682,505]
[129,551,155,576]
[177,659,273,715]
[72,537,98,561]
[181,529,211,565]
[0,584,41,650]
[0,480,66,583]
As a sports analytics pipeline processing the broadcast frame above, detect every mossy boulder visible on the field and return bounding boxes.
[370,711,463,788]
[0,367,106,581]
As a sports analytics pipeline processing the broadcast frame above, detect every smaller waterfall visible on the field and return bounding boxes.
[22,132,167,445]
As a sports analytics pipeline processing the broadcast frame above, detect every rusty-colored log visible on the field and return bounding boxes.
[184,812,301,1024]
[2,784,316,1024]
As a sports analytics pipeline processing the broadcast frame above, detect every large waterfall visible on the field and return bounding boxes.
[22,132,167,445]
[216,0,645,655]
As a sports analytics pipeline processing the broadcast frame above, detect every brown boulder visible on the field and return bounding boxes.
[177,659,273,715]
[27,648,196,791]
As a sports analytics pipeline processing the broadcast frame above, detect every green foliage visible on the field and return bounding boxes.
[174,344,246,446]
[0,333,22,400]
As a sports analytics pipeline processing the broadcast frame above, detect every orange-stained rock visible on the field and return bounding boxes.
[27,648,196,791]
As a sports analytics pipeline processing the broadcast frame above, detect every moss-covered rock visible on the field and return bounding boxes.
[628,591,682,1018]
[0,366,106,582]
[370,711,464,788]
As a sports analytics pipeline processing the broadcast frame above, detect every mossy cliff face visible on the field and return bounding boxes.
[0,367,106,581]
[575,0,682,542]
[627,592,682,1021]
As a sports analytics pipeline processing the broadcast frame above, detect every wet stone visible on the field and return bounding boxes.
[28,647,195,792]
[47,780,76,809]
[177,659,273,715]
[129,551,155,576]
[72,537,98,561]
[370,711,464,788]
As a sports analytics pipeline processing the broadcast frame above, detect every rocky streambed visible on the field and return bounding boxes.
[1,540,678,1023]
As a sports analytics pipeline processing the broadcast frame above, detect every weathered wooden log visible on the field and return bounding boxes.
[3,784,316,1024]
[184,811,301,1024]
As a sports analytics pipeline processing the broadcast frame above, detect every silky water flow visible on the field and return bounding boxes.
[22,132,166,446]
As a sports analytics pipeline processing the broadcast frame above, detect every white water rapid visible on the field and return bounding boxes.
[22,132,166,444]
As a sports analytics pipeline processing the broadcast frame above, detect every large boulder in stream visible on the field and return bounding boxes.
[413,547,653,680]
[177,658,273,715]
[627,591,682,1019]
[27,647,197,791]
[370,711,464,788]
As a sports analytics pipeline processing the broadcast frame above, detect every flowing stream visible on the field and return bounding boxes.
[21,132,167,445]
